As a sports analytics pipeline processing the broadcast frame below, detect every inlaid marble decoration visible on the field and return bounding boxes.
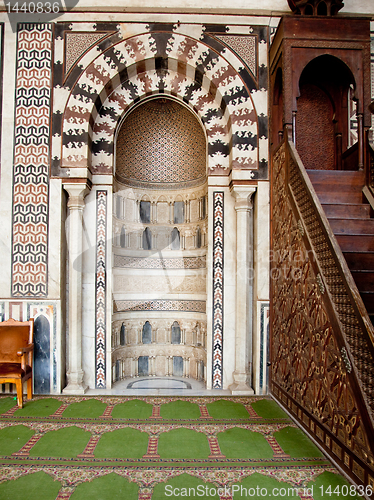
[114,300,206,313]
[96,190,107,389]
[64,32,109,75]
[216,35,257,76]
[52,23,269,181]
[12,24,52,297]
[28,304,56,393]
[212,192,224,389]
[113,255,206,269]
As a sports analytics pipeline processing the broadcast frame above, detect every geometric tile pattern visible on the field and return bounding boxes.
[216,35,257,77]
[114,300,206,313]
[12,23,52,297]
[113,255,206,269]
[52,24,269,179]
[96,191,107,388]
[65,32,109,75]
[116,98,206,188]
[212,192,224,389]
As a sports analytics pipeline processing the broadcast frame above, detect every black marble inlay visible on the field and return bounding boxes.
[33,315,50,394]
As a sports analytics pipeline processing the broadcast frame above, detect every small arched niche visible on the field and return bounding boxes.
[115,97,206,189]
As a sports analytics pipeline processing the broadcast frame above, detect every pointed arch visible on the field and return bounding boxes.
[60,32,260,176]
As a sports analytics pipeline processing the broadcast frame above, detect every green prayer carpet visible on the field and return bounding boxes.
[0,395,362,499]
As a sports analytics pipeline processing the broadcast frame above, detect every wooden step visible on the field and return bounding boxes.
[344,252,374,271]
[322,203,371,219]
[329,219,374,235]
[317,190,363,204]
[351,271,374,292]
[307,170,365,204]
[336,235,374,252]
[308,169,374,327]
[307,169,365,188]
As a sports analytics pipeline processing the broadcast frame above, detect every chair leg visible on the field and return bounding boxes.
[16,380,23,408]
[27,377,33,401]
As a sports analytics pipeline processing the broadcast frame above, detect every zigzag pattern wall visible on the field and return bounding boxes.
[52,23,268,179]
[12,24,52,297]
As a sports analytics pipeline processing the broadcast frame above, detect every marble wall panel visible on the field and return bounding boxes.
[12,24,52,297]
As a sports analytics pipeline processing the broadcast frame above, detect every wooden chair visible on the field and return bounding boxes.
[0,318,34,408]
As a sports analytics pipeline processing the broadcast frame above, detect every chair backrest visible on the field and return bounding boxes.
[0,318,34,364]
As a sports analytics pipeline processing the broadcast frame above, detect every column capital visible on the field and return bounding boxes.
[63,182,91,210]
[230,185,257,211]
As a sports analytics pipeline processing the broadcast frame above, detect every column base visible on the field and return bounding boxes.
[229,381,254,395]
[63,383,88,395]
[63,371,88,394]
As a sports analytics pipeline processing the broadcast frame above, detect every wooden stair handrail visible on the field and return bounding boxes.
[286,138,374,425]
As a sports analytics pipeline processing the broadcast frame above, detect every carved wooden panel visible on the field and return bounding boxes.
[271,142,374,486]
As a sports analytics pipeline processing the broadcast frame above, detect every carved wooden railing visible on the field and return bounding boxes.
[271,138,374,486]
[290,141,374,412]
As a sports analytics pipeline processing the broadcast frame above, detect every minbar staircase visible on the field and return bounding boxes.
[307,169,374,324]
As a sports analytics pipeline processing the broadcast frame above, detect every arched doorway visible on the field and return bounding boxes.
[296,55,356,170]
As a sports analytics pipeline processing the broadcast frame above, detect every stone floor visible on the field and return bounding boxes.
[86,376,232,396]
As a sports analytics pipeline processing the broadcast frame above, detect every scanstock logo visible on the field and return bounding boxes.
[4,0,79,31]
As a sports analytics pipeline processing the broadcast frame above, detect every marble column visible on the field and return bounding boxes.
[229,186,256,395]
[63,182,90,394]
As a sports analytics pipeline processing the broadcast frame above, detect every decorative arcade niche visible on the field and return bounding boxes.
[111,96,208,384]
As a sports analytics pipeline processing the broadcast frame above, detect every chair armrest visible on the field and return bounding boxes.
[17,344,34,371]
[17,343,34,356]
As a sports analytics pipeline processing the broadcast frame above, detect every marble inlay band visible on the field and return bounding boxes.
[114,300,206,313]
[113,255,206,269]
[95,190,107,388]
[212,192,224,389]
